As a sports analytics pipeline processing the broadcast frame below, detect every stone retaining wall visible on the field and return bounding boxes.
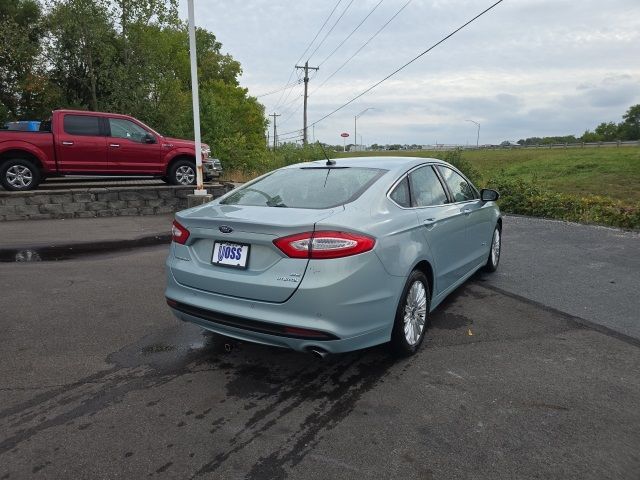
[0,184,232,221]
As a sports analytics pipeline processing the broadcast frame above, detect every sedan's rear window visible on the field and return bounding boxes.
[221,167,386,209]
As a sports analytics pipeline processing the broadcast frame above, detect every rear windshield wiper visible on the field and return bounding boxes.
[266,195,287,208]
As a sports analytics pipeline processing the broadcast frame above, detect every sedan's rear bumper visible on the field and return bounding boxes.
[165,247,405,353]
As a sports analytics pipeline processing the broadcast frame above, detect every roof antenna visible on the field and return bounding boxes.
[317,141,336,166]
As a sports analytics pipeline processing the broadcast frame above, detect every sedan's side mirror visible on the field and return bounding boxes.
[480,188,500,202]
[143,133,156,144]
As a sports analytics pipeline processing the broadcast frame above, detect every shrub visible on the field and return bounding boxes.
[487,173,640,229]
[438,149,483,186]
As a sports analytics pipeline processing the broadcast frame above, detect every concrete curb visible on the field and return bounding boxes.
[0,233,171,262]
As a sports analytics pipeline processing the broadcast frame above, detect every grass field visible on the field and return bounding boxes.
[338,147,640,205]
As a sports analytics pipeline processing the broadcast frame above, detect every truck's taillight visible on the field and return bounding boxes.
[171,220,190,245]
[273,231,375,259]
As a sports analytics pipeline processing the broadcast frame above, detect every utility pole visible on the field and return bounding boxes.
[295,61,319,145]
[269,113,280,150]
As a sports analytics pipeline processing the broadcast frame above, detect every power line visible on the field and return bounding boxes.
[276,84,304,118]
[317,0,386,68]
[272,0,343,111]
[276,69,304,112]
[280,99,304,126]
[306,0,355,63]
[280,0,505,137]
[311,0,413,97]
[295,0,343,66]
[255,80,302,98]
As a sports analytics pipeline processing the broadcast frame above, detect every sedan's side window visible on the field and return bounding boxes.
[408,166,448,207]
[389,177,411,208]
[437,166,478,202]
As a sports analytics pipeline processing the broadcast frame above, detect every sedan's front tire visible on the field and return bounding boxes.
[390,270,431,356]
[483,225,501,272]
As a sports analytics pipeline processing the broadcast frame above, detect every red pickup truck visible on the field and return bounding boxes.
[0,110,222,191]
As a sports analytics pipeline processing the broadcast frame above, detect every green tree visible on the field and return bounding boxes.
[0,0,53,121]
[580,130,601,142]
[46,0,120,111]
[199,79,267,170]
[620,104,640,140]
[594,121,620,141]
[6,0,269,167]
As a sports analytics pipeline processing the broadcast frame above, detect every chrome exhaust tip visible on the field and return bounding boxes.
[308,347,329,360]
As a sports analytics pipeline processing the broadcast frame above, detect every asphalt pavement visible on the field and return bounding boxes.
[482,215,640,340]
[0,215,639,479]
[1,245,639,479]
[2,214,638,340]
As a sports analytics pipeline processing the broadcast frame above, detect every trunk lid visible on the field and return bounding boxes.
[171,204,340,302]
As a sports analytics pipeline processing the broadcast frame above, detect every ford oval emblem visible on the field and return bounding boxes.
[219,225,233,234]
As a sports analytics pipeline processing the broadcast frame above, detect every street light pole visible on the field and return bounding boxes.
[187,0,205,194]
[466,119,480,148]
[355,108,374,152]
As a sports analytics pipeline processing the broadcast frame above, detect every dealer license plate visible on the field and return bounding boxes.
[212,242,249,269]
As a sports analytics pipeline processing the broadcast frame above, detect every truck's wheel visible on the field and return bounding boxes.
[0,158,41,191]
[168,159,196,186]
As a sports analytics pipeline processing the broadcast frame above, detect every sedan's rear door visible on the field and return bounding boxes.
[408,165,470,296]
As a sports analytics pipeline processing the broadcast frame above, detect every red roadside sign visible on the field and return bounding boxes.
[340,132,349,138]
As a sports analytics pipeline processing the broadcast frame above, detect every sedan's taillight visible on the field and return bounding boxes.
[172,220,190,244]
[273,231,375,259]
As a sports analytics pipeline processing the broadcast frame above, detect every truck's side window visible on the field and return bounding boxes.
[108,118,150,143]
[63,115,101,136]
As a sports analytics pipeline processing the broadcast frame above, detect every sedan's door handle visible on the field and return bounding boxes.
[423,218,437,229]
[61,141,74,146]
[462,208,472,216]
[109,143,120,148]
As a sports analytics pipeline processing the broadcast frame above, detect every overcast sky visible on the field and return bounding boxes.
[178,0,640,146]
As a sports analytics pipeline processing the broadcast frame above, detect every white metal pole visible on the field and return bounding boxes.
[188,0,205,194]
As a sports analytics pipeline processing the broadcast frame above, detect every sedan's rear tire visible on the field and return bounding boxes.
[0,158,41,191]
[390,270,431,357]
[483,226,501,272]
[168,159,196,186]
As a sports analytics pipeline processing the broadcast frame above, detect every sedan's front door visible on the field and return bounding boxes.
[106,117,162,174]
[437,165,492,270]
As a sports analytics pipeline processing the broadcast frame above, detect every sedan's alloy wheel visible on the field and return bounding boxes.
[491,228,501,267]
[403,280,427,345]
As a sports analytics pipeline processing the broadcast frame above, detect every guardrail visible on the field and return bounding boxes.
[415,141,640,151]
